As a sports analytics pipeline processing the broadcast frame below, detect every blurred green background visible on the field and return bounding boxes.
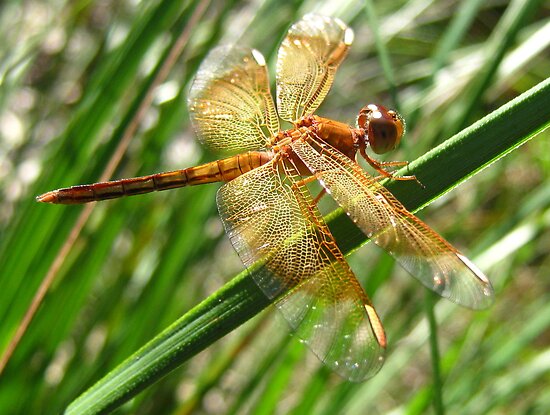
[1,0,549,414]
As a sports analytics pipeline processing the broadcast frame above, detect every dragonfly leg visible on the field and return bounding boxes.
[290,176,328,205]
[282,151,329,206]
[375,160,409,169]
[289,176,327,211]
[312,188,327,205]
[359,146,424,187]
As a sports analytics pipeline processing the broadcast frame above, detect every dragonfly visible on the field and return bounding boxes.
[37,14,493,381]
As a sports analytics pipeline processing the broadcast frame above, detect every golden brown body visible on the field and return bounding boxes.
[297,115,358,160]
[36,116,358,205]
[37,151,273,204]
[36,15,493,383]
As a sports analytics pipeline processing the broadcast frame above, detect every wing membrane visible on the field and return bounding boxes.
[291,139,494,309]
[276,14,353,122]
[188,46,279,154]
[217,159,385,381]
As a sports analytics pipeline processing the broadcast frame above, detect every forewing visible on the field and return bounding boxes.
[276,14,353,122]
[188,46,279,154]
[216,159,386,381]
[291,139,494,309]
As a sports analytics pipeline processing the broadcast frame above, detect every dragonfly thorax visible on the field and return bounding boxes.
[294,115,358,161]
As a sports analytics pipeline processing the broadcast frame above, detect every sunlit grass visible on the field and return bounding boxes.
[1,0,549,414]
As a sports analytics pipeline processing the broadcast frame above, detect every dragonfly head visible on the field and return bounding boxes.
[357,104,405,154]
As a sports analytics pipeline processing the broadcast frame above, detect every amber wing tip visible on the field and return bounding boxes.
[36,192,57,204]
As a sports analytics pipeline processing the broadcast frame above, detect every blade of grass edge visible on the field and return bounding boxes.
[66,77,550,414]
[362,0,399,108]
[425,290,445,415]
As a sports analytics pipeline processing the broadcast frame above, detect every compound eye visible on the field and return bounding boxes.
[364,105,404,154]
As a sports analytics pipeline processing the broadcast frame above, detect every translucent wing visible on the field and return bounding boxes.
[188,46,280,154]
[276,14,354,122]
[291,139,494,309]
[216,159,386,381]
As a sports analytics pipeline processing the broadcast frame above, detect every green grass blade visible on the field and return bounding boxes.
[66,76,550,413]
[65,273,270,415]
[388,76,550,213]
[425,291,444,415]
[327,76,550,258]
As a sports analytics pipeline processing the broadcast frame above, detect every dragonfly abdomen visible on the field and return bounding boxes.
[36,151,273,204]
[186,151,273,185]
[36,173,188,204]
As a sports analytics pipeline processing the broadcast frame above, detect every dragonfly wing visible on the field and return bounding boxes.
[188,46,280,154]
[217,159,385,381]
[276,14,353,122]
[291,139,494,309]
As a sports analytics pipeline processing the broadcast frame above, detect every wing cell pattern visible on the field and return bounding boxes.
[188,46,279,154]
[217,159,386,381]
[276,14,353,122]
[291,138,494,309]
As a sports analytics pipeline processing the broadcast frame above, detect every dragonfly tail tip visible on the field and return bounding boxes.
[36,191,57,204]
